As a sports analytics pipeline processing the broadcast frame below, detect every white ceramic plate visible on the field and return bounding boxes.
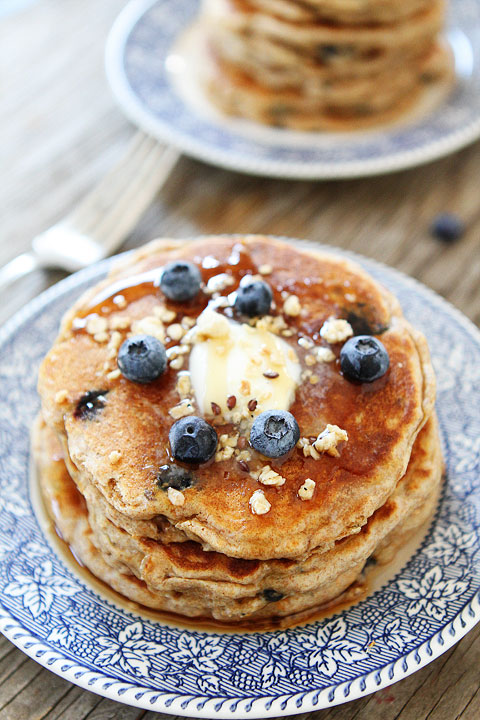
[1,242,480,717]
[105,0,480,179]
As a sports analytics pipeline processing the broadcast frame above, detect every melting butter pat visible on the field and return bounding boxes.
[189,308,301,421]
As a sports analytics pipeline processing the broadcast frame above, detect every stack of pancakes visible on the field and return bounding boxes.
[197,0,451,129]
[36,236,442,622]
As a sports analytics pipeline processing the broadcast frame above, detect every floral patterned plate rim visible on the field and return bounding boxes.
[1,240,480,717]
[104,0,480,179]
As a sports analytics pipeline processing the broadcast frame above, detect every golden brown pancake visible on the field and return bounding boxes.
[195,0,450,129]
[34,411,442,621]
[38,236,436,561]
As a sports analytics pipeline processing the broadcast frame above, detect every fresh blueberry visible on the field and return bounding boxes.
[234,280,272,317]
[262,589,284,602]
[430,213,465,243]
[160,261,202,302]
[74,390,108,420]
[340,335,389,383]
[157,464,195,491]
[249,410,300,458]
[117,334,167,383]
[169,416,218,464]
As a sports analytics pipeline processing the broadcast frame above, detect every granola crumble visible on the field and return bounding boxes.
[167,487,185,506]
[320,318,353,344]
[298,478,315,500]
[249,489,271,515]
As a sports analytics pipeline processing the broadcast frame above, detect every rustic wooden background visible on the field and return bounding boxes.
[1,0,480,718]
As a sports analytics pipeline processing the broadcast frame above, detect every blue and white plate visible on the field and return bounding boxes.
[1,243,480,717]
[105,0,480,179]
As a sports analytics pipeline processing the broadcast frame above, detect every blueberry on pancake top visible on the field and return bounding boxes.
[234,279,272,317]
[117,334,167,383]
[160,260,202,301]
[340,335,390,383]
[250,409,300,458]
[169,416,218,464]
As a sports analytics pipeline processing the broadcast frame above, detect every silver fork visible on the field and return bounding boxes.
[0,132,179,292]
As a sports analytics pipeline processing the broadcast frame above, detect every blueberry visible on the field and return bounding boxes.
[430,213,465,243]
[249,410,300,458]
[169,416,218,464]
[117,335,167,383]
[157,464,195,491]
[234,280,272,317]
[340,335,389,383]
[160,261,202,302]
[262,589,284,602]
[74,390,108,420]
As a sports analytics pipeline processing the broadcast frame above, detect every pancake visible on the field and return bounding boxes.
[195,0,450,129]
[34,412,442,620]
[38,236,436,561]
[246,0,435,25]
[203,0,445,56]
[202,40,449,130]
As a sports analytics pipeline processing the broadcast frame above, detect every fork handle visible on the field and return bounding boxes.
[0,252,40,294]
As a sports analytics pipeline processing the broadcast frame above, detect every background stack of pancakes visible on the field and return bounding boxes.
[197,0,451,129]
[35,237,442,622]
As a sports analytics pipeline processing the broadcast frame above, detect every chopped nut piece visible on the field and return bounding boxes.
[251,465,286,486]
[298,337,314,350]
[109,450,122,465]
[259,264,273,275]
[86,314,108,336]
[113,295,127,309]
[227,395,237,410]
[320,318,353,344]
[298,478,315,500]
[167,487,185,506]
[93,331,109,344]
[236,449,252,463]
[107,331,123,355]
[219,433,239,448]
[283,295,301,317]
[181,316,196,328]
[297,437,321,460]
[176,372,191,399]
[240,380,251,396]
[153,306,176,323]
[109,316,131,331]
[211,401,221,415]
[195,308,230,340]
[305,354,316,366]
[167,323,184,341]
[169,399,195,419]
[249,489,271,515]
[253,315,288,335]
[215,446,235,462]
[170,356,184,370]
[309,374,319,385]
[315,347,336,363]
[131,315,165,343]
[313,424,348,457]
[107,368,121,380]
[55,390,68,405]
[204,273,235,294]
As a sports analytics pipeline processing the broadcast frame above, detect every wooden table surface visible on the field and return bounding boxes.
[1,0,480,718]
